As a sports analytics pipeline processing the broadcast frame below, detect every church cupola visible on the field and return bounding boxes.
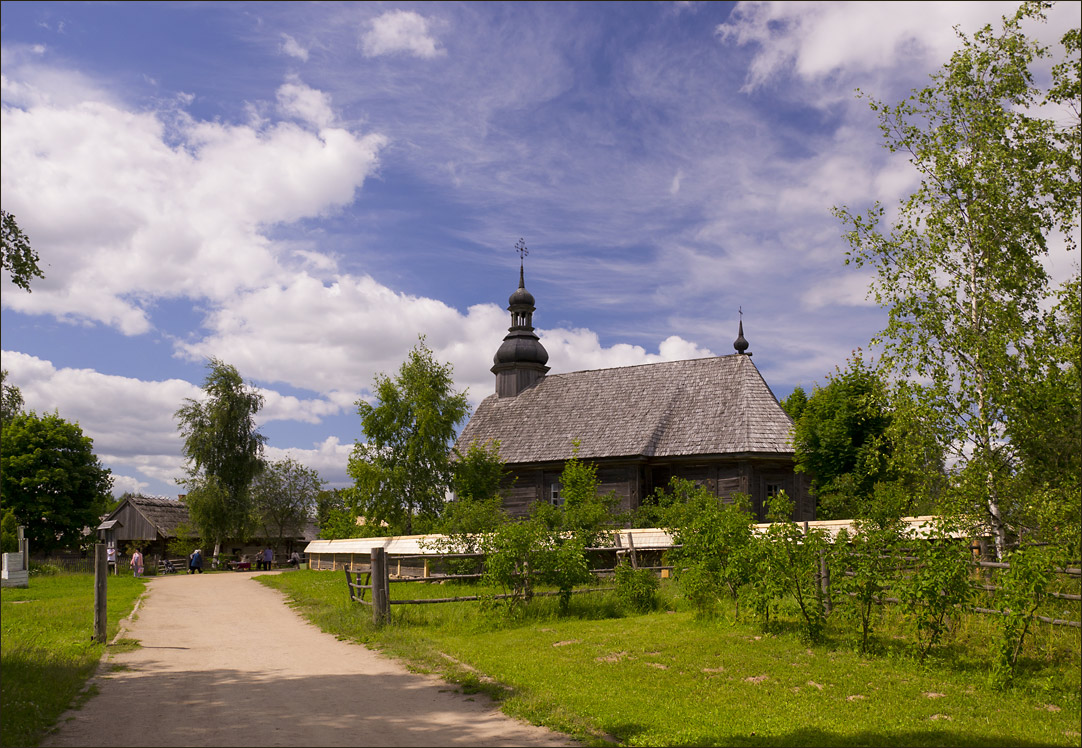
[492,239,549,397]
[734,308,751,356]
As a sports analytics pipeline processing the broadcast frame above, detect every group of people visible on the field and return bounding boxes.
[108,545,298,577]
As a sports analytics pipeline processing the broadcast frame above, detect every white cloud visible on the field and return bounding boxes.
[280,33,310,62]
[361,10,444,59]
[0,82,387,334]
[276,76,335,128]
[266,437,354,488]
[716,1,1021,90]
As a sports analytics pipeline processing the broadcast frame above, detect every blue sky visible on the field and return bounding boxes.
[2,1,1077,498]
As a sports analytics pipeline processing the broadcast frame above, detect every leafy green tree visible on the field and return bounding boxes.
[1,210,44,292]
[792,356,942,520]
[760,491,829,643]
[781,386,808,421]
[175,359,266,553]
[895,521,973,662]
[665,480,756,619]
[0,411,113,553]
[348,339,469,535]
[1,370,25,432]
[835,4,1080,557]
[1000,276,1081,556]
[251,458,322,551]
[832,517,906,653]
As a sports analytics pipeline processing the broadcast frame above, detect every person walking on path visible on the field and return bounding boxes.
[189,549,203,574]
[260,546,274,571]
[130,548,144,578]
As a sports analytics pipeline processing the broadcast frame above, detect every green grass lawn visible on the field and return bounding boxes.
[1,574,146,748]
[262,570,1082,747]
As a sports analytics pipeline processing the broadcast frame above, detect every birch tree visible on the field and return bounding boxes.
[835,3,1080,558]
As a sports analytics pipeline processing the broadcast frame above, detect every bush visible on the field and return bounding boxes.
[614,561,660,614]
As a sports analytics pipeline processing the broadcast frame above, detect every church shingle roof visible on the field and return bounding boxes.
[457,353,794,465]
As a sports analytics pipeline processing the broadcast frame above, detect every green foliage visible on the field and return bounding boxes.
[1,210,44,292]
[0,411,113,553]
[1,369,25,432]
[480,517,546,614]
[761,491,829,643]
[835,4,1081,556]
[780,385,808,421]
[251,457,323,549]
[832,517,905,652]
[665,480,756,619]
[348,338,470,535]
[317,507,362,540]
[1,508,18,553]
[181,474,253,548]
[166,521,201,559]
[429,439,508,570]
[989,545,1057,689]
[554,445,619,547]
[175,358,266,545]
[614,561,661,613]
[1000,275,1082,556]
[451,439,506,505]
[896,523,973,662]
[792,355,942,520]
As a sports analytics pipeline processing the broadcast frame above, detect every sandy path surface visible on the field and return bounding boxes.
[42,572,575,747]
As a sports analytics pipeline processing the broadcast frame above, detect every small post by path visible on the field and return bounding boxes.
[370,547,390,626]
[93,543,107,643]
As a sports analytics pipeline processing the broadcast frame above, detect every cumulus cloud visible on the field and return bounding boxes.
[716,1,1020,90]
[0,83,387,333]
[361,10,444,59]
[276,76,335,128]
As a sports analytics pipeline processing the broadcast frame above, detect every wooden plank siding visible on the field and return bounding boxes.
[497,456,811,523]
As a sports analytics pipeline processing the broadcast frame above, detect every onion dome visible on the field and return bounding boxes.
[734,319,750,355]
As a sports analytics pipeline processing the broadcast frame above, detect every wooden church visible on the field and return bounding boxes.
[455,262,813,522]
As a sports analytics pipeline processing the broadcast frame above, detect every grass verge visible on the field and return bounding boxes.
[260,570,1081,747]
[1,574,147,748]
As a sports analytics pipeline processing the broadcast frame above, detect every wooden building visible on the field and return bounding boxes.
[101,495,317,561]
[454,267,812,522]
[101,496,191,558]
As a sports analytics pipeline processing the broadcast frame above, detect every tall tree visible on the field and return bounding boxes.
[1,370,25,432]
[348,339,469,535]
[1,411,113,553]
[792,356,943,521]
[251,458,323,551]
[1,210,44,291]
[175,359,266,552]
[835,4,1080,556]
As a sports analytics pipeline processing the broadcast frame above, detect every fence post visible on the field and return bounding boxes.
[627,532,639,570]
[93,544,107,643]
[819,550,832,615]
[370,547,390,626]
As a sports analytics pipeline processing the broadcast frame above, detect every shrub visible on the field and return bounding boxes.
[615,561,661,614]
[989,544,1056,688]
[896,520,972,661]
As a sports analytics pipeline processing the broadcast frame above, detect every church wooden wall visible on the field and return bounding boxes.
[499,457,812,522]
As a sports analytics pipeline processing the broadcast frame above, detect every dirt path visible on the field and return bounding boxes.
[42,572,575,747]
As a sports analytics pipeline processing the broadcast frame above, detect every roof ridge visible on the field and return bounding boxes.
[546,352,742,379]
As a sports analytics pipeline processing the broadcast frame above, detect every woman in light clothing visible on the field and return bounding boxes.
[131,549,144,578]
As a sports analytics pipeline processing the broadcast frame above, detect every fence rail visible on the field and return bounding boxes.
[339,539,1079,629]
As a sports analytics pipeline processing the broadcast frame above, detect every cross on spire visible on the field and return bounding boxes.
[515,238,528,268]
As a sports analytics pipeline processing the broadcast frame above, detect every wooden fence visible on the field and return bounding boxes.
[341,539,1080,629]
[345,542,671,625]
